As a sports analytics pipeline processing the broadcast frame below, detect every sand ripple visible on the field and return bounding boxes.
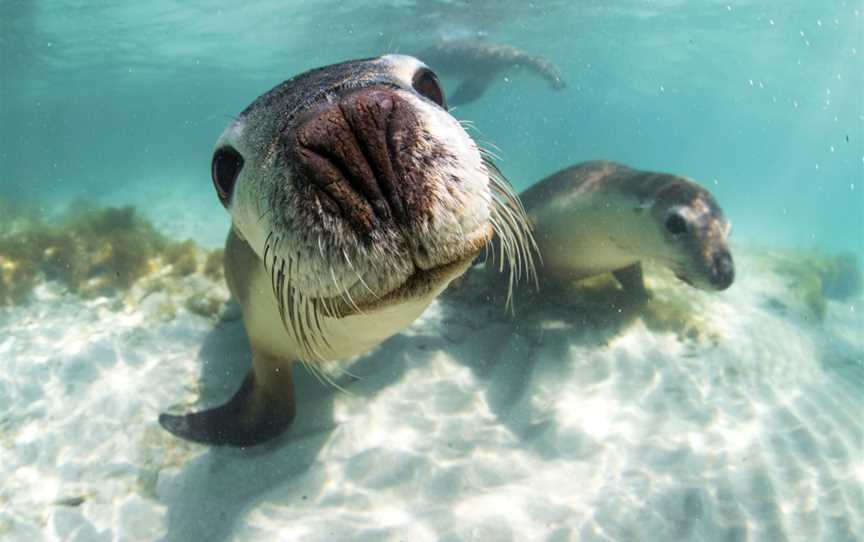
[0,248,861,541]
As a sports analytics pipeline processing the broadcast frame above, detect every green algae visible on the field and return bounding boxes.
[642,296,712,343]
[0,205,222,306]
[203,248,225,280]
[771,250,862,322]
[163,239,198,277]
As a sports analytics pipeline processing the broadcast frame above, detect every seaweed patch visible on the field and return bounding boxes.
[0,204,226,312]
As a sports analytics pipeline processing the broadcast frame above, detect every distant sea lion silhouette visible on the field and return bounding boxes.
[419,40,565,106]
[158,55,534,447]
[521,161,734,295]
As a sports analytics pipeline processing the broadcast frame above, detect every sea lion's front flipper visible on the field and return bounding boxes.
[159,354,296,447]
[612,263,650,299]
[449,77,491,106]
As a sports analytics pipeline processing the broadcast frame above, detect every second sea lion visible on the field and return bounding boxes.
[419,39,565,106]
[522,161,734,295]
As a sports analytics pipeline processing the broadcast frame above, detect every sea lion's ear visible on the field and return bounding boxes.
[159,356,296,447]
[449,77,490,107]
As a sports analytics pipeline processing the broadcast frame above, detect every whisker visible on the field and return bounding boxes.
[343,248,379,300]
[331,266,363,315]
[480,156,540,312]
[312,359,355,396]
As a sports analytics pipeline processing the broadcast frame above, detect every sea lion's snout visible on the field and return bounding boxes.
[210,54,532,312]
[292,88,420,234]
[709,249,734,290]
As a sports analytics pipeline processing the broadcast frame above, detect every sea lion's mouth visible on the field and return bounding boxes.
[281,222,493,320]
[355,222,494,313]
[709,249,734,290]
[674,249,735,291]
[674,272,694,287]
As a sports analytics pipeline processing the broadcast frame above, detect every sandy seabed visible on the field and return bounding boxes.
[0,243,862,542]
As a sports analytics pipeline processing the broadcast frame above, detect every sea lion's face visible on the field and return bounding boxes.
[211,55,523,315]
[651,183,734,291]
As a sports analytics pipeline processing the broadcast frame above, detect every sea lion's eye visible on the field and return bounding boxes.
[212,146,244,205]
[665,212,688,235]
[412,68,447,110]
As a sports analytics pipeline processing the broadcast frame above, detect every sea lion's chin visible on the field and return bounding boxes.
[307,221,493,316]
[377,222,494,306]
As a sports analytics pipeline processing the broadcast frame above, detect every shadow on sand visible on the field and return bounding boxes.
[158,289,649,541]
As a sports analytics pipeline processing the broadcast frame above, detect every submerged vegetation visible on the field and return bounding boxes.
[771,250,863,322]
[0,203,225,310]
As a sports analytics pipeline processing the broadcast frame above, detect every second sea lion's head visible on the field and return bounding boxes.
[650,177,734,291]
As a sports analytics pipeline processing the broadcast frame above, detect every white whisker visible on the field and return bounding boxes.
[480,156,540,312]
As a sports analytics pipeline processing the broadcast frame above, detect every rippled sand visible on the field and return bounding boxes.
[0,246,861,541]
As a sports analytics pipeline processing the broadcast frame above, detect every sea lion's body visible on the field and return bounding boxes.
[159,55,532,447]
[523,161,734,293]
[420,40,565,106]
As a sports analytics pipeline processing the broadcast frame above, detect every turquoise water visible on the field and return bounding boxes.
[3,1,861,250]
[1,2,863,541]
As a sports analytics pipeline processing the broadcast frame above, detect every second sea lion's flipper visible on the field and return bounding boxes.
[159,355,296,447]
[449,77,492,106]
[612,262,650,299]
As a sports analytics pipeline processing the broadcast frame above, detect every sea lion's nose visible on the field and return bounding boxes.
[292,88,417,235]
[710,250,734,290]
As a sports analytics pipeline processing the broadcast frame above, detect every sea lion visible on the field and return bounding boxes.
[521,161,734,295]
[419,40,565,106]
[158,55,533,447]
